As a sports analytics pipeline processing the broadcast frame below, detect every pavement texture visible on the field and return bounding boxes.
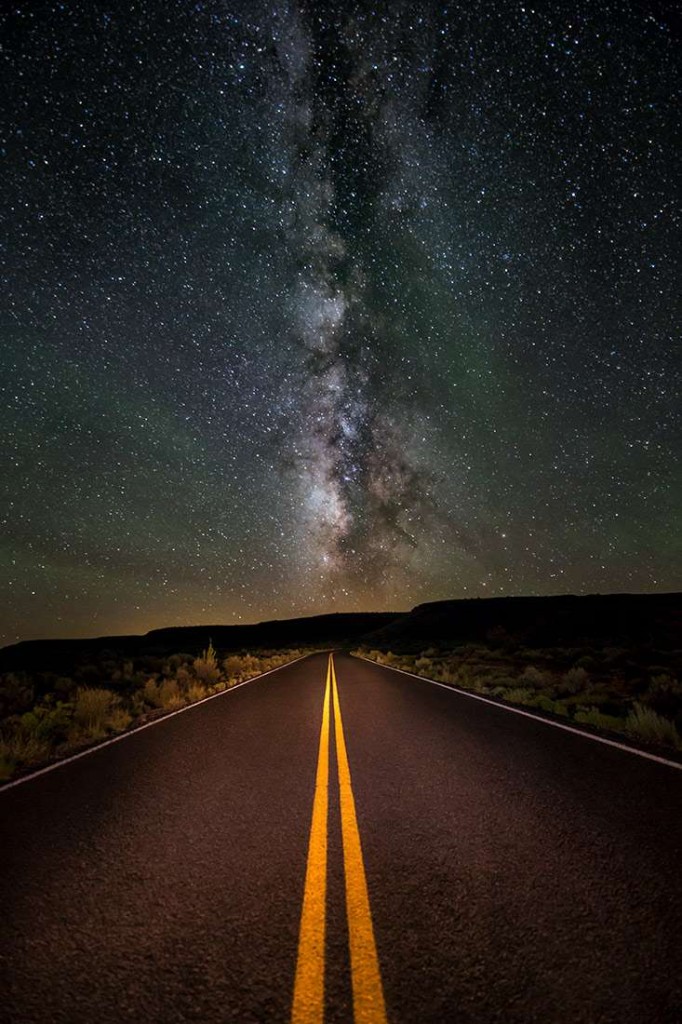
[1,650,681,1023]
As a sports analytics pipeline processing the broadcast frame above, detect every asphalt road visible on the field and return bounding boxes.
[1,651,681,1024]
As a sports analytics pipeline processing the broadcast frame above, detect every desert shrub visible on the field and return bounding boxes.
[533,696,568,716]
[158,679,184,709]
[642,674,682,718]
[499,687,534,705]
[0,748,13,780]
[19,702,72,744]
[73,688,116,736]
[222,652,266,684]
[108,708,132,732]
[0,730,50,777]
[561,666,589,695]
[465,677,492,694]
[414,657,434,674]
[456,644,489,660]
[187,682,207,703]
[130,690,147,715]
[143,678,162,707]
[166,653,192,673]
[0,646,310,781]
[625,702,681,749]
[451,664,478,688]
[483,674,516,690]
[223,654,246,680]
[138,675,187,708]
[0,672,34,717]
[194,660,220,685]
[517,648,543,660]
[194,642,221,686]
[175,664,192,689]
[54,676,76,698]
[520,666,552,690]
[264,653,296,670]
[561,685,612,710]
[574,707,624,732]
[243,654,261,674]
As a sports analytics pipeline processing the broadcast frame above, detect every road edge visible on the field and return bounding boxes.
[0,651,321,793]
[351,653,682,771]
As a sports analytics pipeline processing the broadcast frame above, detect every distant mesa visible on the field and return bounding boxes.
[0,612,403,673]
[362,592,681,652]
[1,593,679,674]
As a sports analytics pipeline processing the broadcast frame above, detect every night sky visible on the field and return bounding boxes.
[2,1,680,645]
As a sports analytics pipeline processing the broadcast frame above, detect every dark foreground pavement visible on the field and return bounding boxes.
[1,651,681,1023]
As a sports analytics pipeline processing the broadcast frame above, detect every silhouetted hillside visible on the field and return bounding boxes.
[0,612,404,674]
[3,594,679,675]
[356,592,682,755]
[363,592,681,651]
[2,594,680,778]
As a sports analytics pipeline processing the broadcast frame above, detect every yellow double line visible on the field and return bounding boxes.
[291,654,388,1024]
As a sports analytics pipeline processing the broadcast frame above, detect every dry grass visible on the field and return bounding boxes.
[573,707,624,733]
[0,732,50,779]
[108,708,132,732]
[73,688,116,738]
[625,702,681,749]
[0,647,314,781]
[356,646,682,752]
[186,682,208,703]
[193,642,221,686]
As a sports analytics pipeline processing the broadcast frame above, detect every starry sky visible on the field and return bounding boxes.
[2,1,680,645]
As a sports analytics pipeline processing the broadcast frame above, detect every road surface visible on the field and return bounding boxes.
[1,651,681,1023]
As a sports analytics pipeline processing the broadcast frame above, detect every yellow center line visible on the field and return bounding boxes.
[291,657,332,1024]
[291,654,388,1024]
[331,654,388,1024]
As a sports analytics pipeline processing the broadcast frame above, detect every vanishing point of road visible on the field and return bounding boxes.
[1,651,681,1023]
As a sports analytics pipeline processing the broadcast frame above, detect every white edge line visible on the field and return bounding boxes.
[352,653,682,772]
[1,652,319,793]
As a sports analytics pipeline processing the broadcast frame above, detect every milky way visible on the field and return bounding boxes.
[2,1,679,643]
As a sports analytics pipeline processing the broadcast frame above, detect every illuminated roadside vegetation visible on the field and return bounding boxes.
[0,645,313,781]
[354,646,682,753]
